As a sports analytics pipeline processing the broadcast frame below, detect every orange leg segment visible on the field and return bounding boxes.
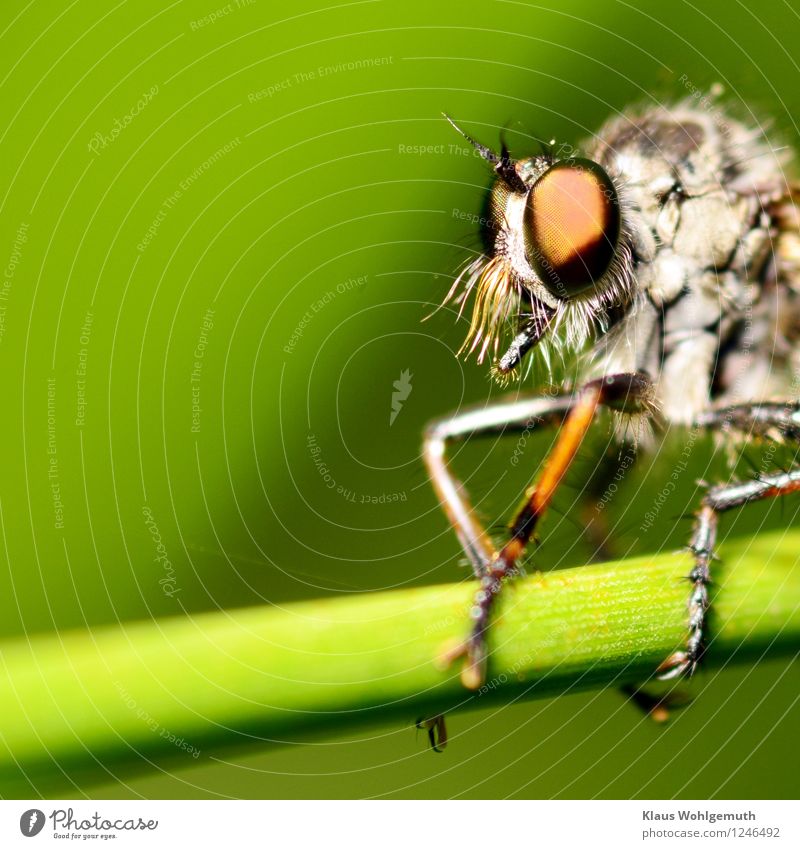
[428,373,652,689]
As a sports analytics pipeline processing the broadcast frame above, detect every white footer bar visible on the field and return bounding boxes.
[2,799,795,848]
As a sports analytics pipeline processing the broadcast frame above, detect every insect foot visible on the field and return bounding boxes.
[621,684,693,723]
[416,715,447,752]
[658,504,716,681]
[437,556,522,690]
[656,650,694,681]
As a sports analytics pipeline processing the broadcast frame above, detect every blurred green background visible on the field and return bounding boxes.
[1,0,799,798]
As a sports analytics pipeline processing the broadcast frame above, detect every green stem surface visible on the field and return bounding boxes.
[2,529,799,787]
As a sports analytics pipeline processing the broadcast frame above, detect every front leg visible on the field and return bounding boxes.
[423,391,574,578]
[425,372,654,689]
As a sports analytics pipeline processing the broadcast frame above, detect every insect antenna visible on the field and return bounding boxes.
[442,113,527,193]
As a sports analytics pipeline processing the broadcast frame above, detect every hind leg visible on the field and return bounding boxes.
[659,401,800,679]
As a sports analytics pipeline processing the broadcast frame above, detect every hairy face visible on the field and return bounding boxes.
[442,118,634,377]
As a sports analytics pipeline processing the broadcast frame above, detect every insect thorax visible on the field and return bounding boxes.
[587,102,800,425]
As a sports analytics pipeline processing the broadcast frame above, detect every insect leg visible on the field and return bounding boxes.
[420,393,577,749]
[437,372,653,689]
[423,392,575,577]
[695,401,800,440]
[577,444,688,718]
[416,715,448,752]
[581,440,638,562]
[659,466,800,679]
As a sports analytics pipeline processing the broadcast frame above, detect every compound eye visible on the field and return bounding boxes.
[524,159,620,298]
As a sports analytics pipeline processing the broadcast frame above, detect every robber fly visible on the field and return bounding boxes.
[421,98,800,747]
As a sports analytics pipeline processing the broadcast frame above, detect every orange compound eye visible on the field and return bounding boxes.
[524,159,620,298]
